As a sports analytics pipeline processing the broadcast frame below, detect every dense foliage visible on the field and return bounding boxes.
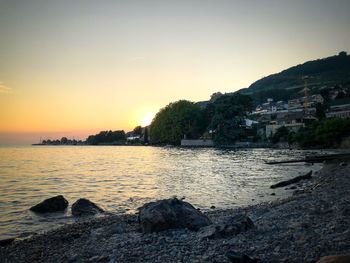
[204,93,253,144]
[271,126,290,144]
[239,52,350,104]
[86,130,126,145]
[247,52,350,92]
[289,118,350,148]
[150,100,205,145]
[150,100,206,145]
[132,126,142,136]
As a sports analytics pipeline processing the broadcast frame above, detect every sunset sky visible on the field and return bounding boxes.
[1,0,350,144]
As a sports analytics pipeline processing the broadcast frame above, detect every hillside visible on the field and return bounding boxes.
[239,51,350,105]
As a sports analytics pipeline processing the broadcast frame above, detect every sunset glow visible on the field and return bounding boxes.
[1,0,350,144]
[141,113,155,127]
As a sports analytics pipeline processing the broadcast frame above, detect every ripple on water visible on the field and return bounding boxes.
[0,146,333,239]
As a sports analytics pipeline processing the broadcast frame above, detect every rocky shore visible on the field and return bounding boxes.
[1,161,350,263]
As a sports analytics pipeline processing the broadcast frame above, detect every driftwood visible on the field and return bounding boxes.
[270,171,312,189]
[266,153,350,165]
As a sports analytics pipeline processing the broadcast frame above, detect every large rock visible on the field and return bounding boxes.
[30,195,68,213]
[71,198,104,216]
[138,198,212,233]
[198,214,254,239]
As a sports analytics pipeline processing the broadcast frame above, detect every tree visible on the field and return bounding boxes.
[271,126,289,144]
[204,93,253,144]
[86,130,126,145]
[133,126,142,136]
[150,100,205,145]
[315,103,326,119]
[294,118,350,148]
[209,92,223,102]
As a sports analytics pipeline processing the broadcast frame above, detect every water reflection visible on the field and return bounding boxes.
[0,146,332,239]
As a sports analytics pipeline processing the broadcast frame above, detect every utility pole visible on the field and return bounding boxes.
[302,76,310,112]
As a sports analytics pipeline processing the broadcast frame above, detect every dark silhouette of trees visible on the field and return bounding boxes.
[86,130,126,145]
[240,52,350,104]
[285,118,350,148]
[150,100,206,145]
[204,93,253,144]
[133,126,142,136]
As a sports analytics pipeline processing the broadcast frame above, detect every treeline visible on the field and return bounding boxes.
[41,137,84,145]
[86,130,126,145]
[247,51,350,93]
[272,118,350,148]
[149,93,253,145]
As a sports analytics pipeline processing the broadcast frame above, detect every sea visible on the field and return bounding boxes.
[0,146,333,239]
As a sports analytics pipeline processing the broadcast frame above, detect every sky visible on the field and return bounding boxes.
[1,0,350,145]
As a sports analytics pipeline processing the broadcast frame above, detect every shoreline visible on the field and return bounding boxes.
[30,144,350,152]
[1,161,350,263]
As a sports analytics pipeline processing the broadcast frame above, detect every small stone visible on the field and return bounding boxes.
[342,207,350,216]
[226,250,259,263]
[0,238,15,247]
[199,214,254,239]
[68,254,78,262]
[88,255,109,262]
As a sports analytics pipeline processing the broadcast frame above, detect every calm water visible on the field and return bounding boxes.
[0,146,329,239]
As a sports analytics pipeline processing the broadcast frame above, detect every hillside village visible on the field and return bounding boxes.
[248,84,350,140]
[188,52,350,146]
[188,81,350,148]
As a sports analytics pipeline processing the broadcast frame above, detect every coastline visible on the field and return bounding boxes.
[1,161,350,263]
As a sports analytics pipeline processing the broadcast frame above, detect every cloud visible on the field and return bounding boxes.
[0,82,12,93]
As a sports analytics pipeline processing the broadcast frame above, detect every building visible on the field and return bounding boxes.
[326,104,350,119]
[254,98,288,114]
[288,94,324,109]
[265,110,318,137]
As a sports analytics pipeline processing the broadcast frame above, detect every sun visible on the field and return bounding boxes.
[141,112,155,127]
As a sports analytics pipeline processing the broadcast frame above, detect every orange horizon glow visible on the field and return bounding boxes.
[1,1,350,145]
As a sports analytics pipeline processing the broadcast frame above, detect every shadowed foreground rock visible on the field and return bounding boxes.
[29,195,68,213]
[138,198,212,233]
[71,198,104,216]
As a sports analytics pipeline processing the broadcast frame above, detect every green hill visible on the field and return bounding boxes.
[239,51,350,105]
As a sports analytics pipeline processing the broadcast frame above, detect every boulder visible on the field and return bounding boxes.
[138,198,212,233]
[30,195,68,213]
[71,198,104,216]
[199,214,254,239]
